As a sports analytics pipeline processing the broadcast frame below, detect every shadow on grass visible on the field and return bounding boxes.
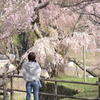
[39,82,78,100]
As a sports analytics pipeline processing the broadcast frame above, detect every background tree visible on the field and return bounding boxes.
[0,0,100,77]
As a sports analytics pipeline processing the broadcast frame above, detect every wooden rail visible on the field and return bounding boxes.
[0,63,17,100]
[0,65,100,100]
[6,75,100,100]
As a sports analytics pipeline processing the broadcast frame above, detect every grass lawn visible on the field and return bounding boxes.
[52,74,98,100]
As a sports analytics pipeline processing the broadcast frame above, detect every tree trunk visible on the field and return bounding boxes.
[69,58,98,77]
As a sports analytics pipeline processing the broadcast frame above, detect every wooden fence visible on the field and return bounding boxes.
[0,65,100,100]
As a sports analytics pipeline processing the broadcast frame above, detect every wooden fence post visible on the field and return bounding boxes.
[3,64,8,100]
[54,81,57,100]
[10,76,13,100]
[98,77,100,100]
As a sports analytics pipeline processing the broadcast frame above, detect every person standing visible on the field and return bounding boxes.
[22,52,41,100]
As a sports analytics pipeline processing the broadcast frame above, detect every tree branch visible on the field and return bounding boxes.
[34,1,49,11]
[69,57,98,77]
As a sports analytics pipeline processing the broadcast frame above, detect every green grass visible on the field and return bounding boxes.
[8,93,33,100]
[52,74,98,100]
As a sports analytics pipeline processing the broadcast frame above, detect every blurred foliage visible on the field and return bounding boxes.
[56,0,82,7]
[13,34,20,46]
[46,55,53,63]
[13,31,38,56]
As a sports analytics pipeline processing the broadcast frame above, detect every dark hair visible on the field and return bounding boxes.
[28,52,36,62]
